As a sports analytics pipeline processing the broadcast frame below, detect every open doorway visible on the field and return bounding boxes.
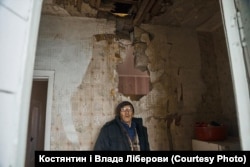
[25,70,54,166]
[25,80,48,167]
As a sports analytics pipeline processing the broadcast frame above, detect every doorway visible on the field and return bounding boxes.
[25,80,48,167]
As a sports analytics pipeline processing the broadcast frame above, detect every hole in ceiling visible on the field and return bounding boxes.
[111,2,133,17]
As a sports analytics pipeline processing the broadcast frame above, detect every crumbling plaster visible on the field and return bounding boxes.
[140,25,205,150]
[35,13,236,150]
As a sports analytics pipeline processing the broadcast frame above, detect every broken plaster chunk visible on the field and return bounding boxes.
[134,42,148,71]
[133,26,145,40]
[149,69,165,83]
[140,33,151,45]
[134,55,149,72]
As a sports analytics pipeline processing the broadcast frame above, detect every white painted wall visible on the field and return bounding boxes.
[0,0,43,167]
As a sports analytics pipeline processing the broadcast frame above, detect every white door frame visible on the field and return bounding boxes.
[33,70,54,150]
[220,0,250,150]
[0,1,43,166]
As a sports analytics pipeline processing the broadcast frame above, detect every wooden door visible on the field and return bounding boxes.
[25,80,48,167]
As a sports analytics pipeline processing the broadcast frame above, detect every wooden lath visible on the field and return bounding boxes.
[150,0,164,16]
[89,0,115,12]
[132,0,151,26]
[111,0,138,5]
[133,0,155,25]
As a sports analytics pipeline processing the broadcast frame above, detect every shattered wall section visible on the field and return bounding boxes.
[117,44,150,100]
[139,25,205,150]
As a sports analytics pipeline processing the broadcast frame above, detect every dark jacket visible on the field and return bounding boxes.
[94,116,150,151]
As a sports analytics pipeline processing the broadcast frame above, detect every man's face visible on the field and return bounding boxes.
[119,105,134,125]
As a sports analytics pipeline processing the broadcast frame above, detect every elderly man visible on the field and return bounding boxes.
[94,101,150,151]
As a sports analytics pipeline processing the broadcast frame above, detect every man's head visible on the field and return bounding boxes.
[116,101,134,125]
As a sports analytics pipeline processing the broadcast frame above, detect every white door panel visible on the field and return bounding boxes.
[220,0,250,150]
[0,0,33,20]
[0,5,26,92]
[0,0,43,167]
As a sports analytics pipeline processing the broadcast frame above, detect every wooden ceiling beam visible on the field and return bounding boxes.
[133,0,150,26]
[96,0,101,8]
[110,0,138,5]
[150,0,164,16]
[134,0,155,25]
[88,0,101,8]
[89,0,114,12]
[76,0,82,12]
[89,0,96,8]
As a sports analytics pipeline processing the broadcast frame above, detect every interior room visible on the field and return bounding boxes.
[26,0,242,154]
[2,0,250,166]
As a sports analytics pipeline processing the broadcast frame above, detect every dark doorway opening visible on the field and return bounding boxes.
[25,80,48,167]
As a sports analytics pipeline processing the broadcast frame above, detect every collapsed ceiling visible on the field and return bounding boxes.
[43,0,221,38]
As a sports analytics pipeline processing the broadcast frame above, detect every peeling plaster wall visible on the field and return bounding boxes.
[35,15,205,150]
[140,25,205,150]
[35,15,237,151]
[35,15,117,149]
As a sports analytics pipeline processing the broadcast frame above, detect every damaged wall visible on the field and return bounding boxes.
[35,15,117,150]
[139,25,205,150]
[35,14,237,151]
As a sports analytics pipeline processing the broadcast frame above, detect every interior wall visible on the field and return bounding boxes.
[140,24,205,150]
[36,14,237,151]
[196,27,238,136]
[213,27,238,136]
[35,15,116,150]
[197,31,223,121]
